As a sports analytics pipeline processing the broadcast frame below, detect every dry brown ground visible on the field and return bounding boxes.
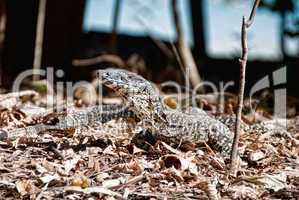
[0,91,298,199]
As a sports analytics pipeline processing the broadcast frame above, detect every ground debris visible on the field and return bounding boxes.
[0,92,298,199]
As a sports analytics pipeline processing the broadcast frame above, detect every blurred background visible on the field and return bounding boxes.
[0,0,298,96]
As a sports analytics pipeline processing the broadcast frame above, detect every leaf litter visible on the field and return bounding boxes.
[0,90,298,199]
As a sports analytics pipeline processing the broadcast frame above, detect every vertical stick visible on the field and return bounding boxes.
[230,17,247,175]
[33,0,47,81]
[110,0,121,53]
[230,0,261,176]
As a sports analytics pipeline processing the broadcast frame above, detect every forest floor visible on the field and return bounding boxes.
[0,89,298,199]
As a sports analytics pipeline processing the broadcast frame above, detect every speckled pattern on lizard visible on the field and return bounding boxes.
[2,69,292,156]
[0,104,134,141]
[98,68,235,156]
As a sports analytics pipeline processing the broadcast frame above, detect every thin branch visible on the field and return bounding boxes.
[230,0,261,175]
[230,17,247,173]
[130,0,174,58]
[245,0,261,27]
[110,0,121,53]
[170,43,185,76]
[241,17,248,60]
[135,17,173,58]
[33,0,47,81]
[171,0,203,91]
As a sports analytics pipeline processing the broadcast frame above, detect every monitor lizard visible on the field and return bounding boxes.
[98,68,235,156]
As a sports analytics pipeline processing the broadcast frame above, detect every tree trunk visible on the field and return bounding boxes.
[171,0,203,90]
[33,0,47,81]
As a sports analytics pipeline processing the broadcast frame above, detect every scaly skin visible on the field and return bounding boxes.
[1,70,291,154]
[98,68,234,155]
[1,104,134,141]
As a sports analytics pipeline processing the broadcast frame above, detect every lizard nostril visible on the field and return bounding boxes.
[0,129,8,141]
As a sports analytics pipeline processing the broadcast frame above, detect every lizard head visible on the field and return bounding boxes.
[98,69,152,97]
[98,68,166,122]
